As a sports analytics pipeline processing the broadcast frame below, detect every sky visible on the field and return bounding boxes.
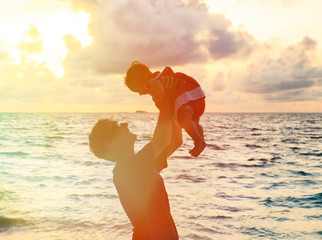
[1,0,322,112]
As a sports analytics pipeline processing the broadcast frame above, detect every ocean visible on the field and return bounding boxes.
[0,112,321,240]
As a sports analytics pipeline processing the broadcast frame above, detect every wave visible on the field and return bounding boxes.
[261,193,322,209]
[214,162,266,168]
[245,144,262,149]
[240,226,285,238]
[0,216,27,228]
[0,151,30,156]
[305,214,322,220]
[263,182,288,189]
[69,193,118,200]
[271,156,282,161]
[251,133,262,136]
[248,158,269,163]
[290,170,312,176]
[24,141,54,147]
[290,147,301,151]
[45,135,65,140]
[176,174,206,183]
[300,152,322,157]
[250,127,262,131]
[310,136,322,139]
[217,205,243,213]
[293,179,317,186]
[207,144,226,150]
[281,138,300,144]
[307,120,316,124]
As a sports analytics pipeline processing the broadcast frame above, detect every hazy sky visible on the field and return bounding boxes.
[1,0,322,112]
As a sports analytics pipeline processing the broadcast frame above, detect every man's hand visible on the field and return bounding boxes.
[160,75,177,98]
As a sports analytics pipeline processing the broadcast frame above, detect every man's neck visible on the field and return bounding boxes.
[116,148,135,164]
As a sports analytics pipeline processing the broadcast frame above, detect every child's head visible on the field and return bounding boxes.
[124,61,151,95]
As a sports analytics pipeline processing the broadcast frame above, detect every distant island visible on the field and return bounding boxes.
[136,110,148,113]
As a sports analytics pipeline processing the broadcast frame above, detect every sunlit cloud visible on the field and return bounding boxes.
[236,36,322,103]
[0,0,322,112]
[0,0,91,77]
[18,25,43,54]
[64,0,257,75]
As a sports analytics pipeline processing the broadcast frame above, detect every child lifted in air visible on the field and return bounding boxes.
[125,61,206,157]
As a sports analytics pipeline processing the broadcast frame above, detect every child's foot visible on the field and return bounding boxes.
[189,141,206,157]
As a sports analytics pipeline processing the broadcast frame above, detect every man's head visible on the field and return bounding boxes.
[88,118,136,161]
[124,61,151,95]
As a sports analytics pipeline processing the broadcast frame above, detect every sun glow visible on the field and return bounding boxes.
[0,1,92,77]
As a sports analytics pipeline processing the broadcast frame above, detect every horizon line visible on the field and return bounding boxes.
[0,111,321,114]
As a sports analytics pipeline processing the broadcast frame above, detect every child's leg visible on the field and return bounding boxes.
[196,120,205,143]
[177,105,206,157]
[190,119,206,157]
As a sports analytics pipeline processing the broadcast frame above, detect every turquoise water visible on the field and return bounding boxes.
[0,113,321,240]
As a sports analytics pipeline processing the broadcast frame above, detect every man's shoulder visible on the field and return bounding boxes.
[135,142,154,160]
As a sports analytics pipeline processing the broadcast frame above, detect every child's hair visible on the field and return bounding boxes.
[88,118,119,161]
[124,61,151,92]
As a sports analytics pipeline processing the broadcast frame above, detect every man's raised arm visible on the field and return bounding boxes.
[151,94,173,160]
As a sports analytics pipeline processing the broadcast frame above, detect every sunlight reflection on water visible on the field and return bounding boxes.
[0,112,321,239]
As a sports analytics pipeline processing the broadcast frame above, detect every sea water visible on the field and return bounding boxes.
[0,112,321,240]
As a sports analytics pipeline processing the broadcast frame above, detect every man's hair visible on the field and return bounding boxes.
[124,61,151,92]
[88,118,119,161]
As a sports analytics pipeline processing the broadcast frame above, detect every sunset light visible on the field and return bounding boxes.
[0,1,91,77]
[0,0,321,112]
[1,1,322,239]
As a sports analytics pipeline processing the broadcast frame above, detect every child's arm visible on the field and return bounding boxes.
[148,80,165,109]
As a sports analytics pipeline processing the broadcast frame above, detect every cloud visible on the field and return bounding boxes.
[18,25,43,54]
[63,34,82,52]
[25,24,40,40]
[0,55,62,102]
[63,0,256,75]
[212,72,225,91]
[236,0,298,7]
[208,28,256,60]
[237,36,322,102]
[263,89,316,102]
[18,41,43,54]
[0,48,10,62]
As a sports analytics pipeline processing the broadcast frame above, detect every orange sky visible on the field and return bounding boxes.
[0,0,322,112]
